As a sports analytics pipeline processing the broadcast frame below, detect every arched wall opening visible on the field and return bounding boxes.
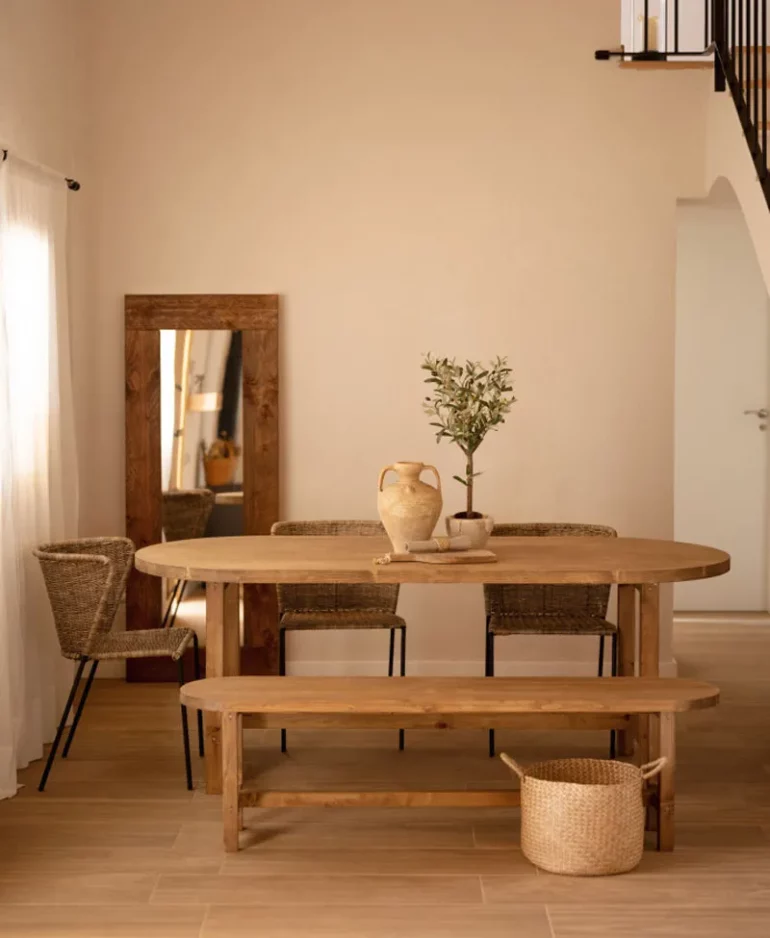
[675,176,770,612]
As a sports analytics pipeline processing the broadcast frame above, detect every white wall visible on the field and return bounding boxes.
[675,185,770,612]
[706,94,770,292]
[704,77,770,619]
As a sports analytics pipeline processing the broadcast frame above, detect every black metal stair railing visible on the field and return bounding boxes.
[713,0,770,209]
[595,2,770,211]
[595,1,715,61]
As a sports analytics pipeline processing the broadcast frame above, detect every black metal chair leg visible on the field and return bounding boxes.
[279,627,287,754]
[609,631,618,759]
[598,634,605,677]
[178,656,193,791]
[62,659,99,758]
[192,632,204,757]
[486,626,495,758]
[162,580,182,628]
[39,657,88,792]
[167,580,187,631]
[388,628,395,677]
[398,627,406,751]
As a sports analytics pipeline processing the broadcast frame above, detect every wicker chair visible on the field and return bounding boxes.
[33,537,203,792]
[485,523,618,758]
[161,489,215,628]
[271,520,407,752]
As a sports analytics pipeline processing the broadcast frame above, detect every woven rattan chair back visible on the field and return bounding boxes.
[485,523,617,618]
[162,489,216,542]
[33,537,135,660]
[271,520,399,614]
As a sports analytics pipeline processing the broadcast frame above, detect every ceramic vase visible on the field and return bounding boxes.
[377,461,443,552]
[445,514,494,549]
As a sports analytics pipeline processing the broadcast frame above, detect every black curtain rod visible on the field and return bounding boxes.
[1,149,81,191]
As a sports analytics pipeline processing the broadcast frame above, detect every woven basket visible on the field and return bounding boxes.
[501,753,666,876]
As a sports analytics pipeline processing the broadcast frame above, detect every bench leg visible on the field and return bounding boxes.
[616,585,637,757]
[638,584,660,768]
[657,711,675,852]
[222,711,242,853]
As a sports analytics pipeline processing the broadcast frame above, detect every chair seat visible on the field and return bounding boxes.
[280,611,406,632]
[489,614,617,637]
[89,628,195,661]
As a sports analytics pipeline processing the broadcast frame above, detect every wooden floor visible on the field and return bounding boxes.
[4,621,770,937]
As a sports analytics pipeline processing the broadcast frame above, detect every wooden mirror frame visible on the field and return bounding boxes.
[125,294,279,680]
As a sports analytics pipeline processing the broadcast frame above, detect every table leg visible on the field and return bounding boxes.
[637,583,660,768]
[657,711,675,852]
[205,582,240,795]
[616,585,637,757]
[222,711,242,853]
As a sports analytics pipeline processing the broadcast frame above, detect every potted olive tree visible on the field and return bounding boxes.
[422,354,516,548]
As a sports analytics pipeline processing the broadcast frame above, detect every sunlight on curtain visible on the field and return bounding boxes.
[0,156,78,799]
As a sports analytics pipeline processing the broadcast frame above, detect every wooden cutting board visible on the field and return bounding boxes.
[376,550,497,565]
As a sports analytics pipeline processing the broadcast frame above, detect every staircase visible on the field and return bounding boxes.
[597,1,770,211]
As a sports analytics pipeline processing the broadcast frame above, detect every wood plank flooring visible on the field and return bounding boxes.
[3,621,770,937]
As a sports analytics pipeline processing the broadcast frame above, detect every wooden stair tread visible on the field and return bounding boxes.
[619,60,713,70]
[181,675,720,714]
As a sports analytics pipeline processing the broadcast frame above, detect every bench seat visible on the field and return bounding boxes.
[180,676,719,854]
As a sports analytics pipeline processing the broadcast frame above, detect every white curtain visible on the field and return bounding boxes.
[0,156,79,799]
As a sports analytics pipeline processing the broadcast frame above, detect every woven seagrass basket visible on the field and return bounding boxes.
[501,753,666,876]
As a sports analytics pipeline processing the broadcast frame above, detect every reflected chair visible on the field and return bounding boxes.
[161,489,216,628]
[271,520,407,752]
[485,523,618,758]
[33,537,203,791]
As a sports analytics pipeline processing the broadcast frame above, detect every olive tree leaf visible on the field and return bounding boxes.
[421,352,517,514]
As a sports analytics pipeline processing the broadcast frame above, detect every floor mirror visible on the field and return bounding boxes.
[125,294,279,679]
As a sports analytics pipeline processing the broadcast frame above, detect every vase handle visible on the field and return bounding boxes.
[378,465,396,492]
[422,464,442,494]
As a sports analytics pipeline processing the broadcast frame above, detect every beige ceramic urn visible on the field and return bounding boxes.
[377,461,443,553]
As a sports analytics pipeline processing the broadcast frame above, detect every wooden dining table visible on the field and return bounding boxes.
[134,535,730,794]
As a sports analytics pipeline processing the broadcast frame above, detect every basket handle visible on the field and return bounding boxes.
[499,753,525,779]
[640,757,667,780]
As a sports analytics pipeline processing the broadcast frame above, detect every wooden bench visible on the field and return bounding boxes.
[179,676,720,853]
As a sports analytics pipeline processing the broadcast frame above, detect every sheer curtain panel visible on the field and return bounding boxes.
[0,156,79,799]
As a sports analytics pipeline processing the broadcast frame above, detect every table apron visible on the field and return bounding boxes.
[240,712,634,731]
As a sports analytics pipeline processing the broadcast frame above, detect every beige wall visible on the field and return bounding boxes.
[0,0,91,505]
[78,0,710,673]
[706,92,770,292]
[0,0,84,171]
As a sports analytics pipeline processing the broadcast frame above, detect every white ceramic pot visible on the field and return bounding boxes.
[445,513,494,549]
[377,462,443,553]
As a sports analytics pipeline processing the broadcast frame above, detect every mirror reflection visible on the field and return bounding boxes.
[160,329,244,537]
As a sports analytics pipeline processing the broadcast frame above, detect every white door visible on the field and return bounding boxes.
[674,185,769,611]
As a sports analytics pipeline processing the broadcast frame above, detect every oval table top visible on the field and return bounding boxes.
[135,535,730,585]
